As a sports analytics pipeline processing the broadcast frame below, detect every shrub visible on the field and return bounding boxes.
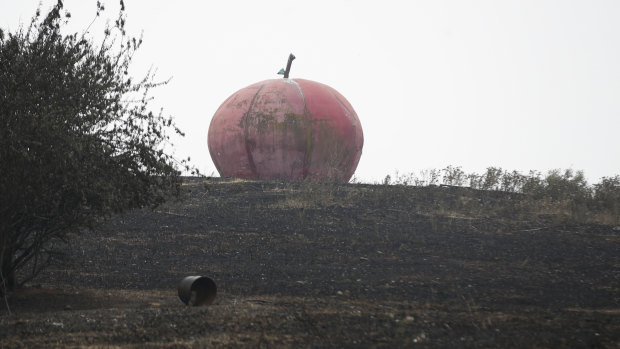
[442,166,466,186]
[0,1,193,292]
[380,167,619,225]
[593,176,620,220]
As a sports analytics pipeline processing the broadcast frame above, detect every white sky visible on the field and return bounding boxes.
[2,0,619,183]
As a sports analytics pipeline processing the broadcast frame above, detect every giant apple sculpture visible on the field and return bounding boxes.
[208,55,363,182]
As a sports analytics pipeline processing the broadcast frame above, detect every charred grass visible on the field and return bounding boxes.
[1,177,619,348]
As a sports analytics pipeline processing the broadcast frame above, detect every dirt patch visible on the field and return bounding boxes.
[1,178,619,347]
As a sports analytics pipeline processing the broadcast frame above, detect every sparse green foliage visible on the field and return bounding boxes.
[480,167,503,191]
[383,174,391,186]
[593,176,620,222]
[442,166,466,186]
[534,169,590,200]
[380,166,620,225]
[0,1,192,291]
[499,170,526,193]
[521,170,544,196]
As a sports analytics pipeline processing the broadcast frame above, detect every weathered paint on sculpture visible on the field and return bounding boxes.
[208,56,363,182]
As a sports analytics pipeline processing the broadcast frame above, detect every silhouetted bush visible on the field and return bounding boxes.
[0,1,193,292]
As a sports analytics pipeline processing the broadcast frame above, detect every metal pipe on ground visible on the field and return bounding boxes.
[178,276,217,306]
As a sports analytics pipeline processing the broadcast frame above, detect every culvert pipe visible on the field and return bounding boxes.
[178,276,217,306]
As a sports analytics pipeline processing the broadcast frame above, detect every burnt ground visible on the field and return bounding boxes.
[1,178,619,348]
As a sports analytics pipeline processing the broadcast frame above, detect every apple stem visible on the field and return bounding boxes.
[284,53,296,78]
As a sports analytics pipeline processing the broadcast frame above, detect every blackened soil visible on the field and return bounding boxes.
[1,178,619,348]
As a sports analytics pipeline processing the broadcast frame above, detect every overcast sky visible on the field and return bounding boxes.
[2,1,619,183]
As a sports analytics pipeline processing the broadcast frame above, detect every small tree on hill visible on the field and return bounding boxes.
[0,1,193,292]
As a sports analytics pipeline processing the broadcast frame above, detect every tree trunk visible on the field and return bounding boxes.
[1,255,16,293]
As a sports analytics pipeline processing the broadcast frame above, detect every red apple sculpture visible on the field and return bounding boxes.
[208,54,363,182]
